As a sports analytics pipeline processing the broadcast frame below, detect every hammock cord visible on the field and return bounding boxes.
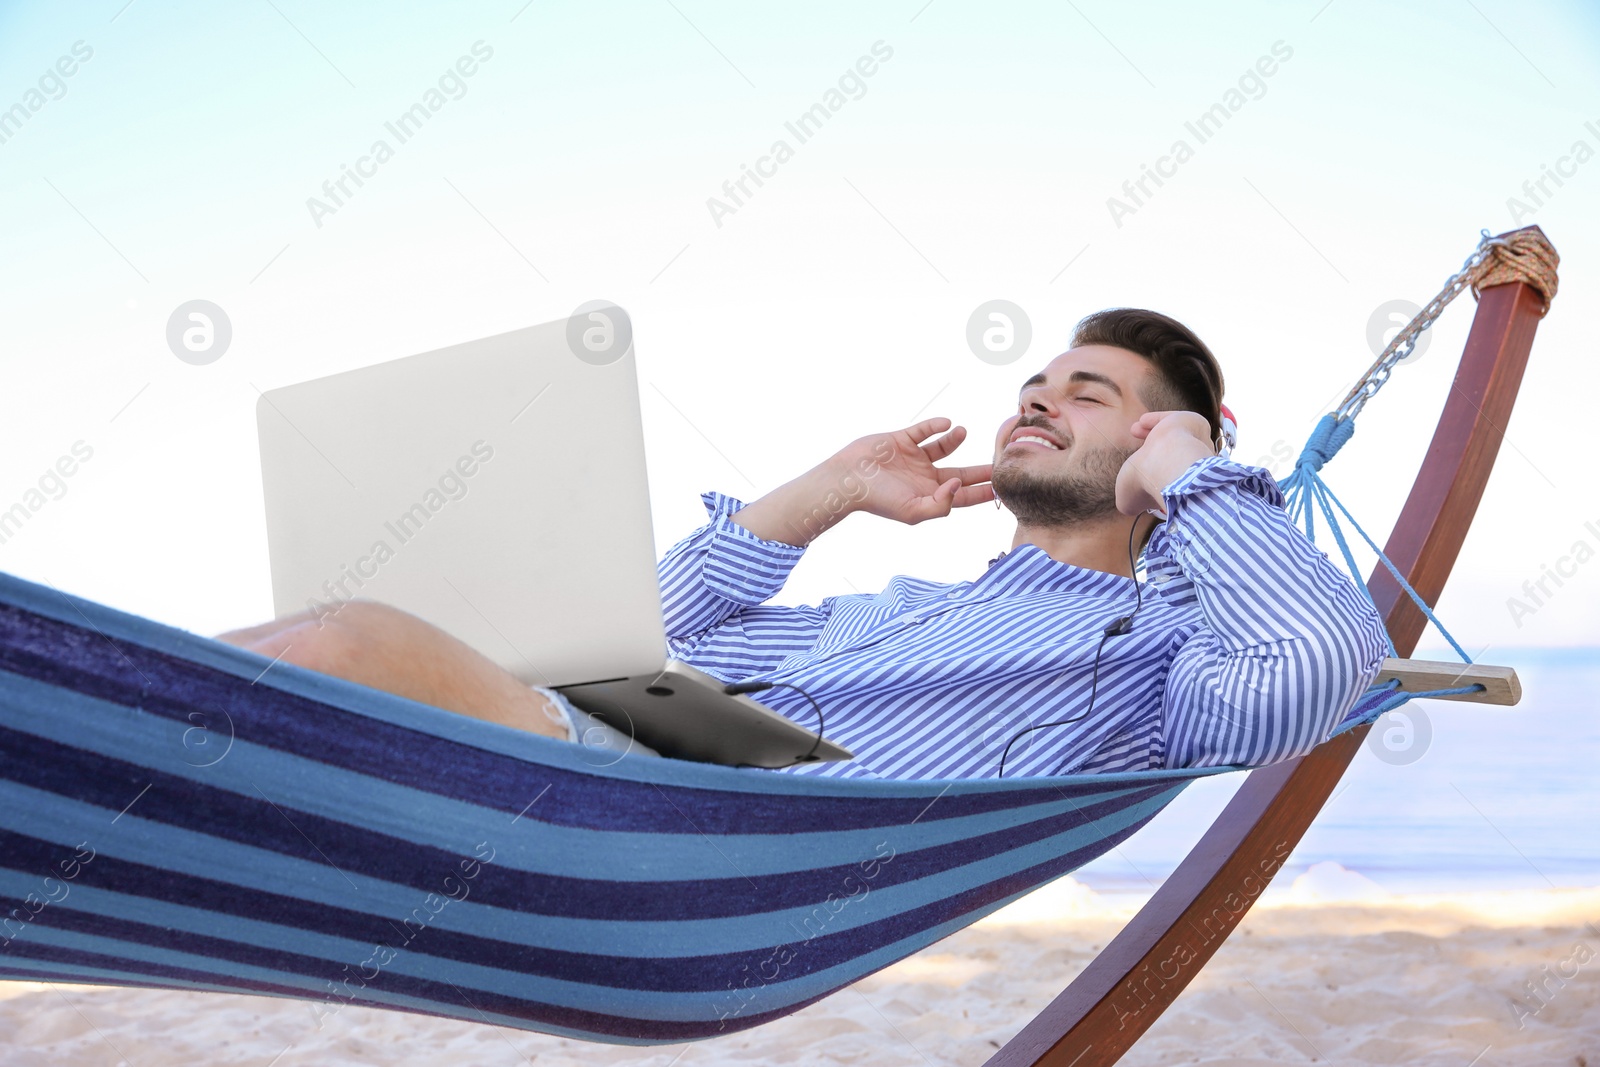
[1314,477,1473,662]
[1370,679,1485,707]
[1276,226,1559,668]
[1327,679,1486,738]
[1278,415,1476,663]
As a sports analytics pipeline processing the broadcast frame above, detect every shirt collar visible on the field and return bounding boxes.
[979,542,1139,598]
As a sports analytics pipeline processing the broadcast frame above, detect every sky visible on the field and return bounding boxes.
[0,0,1598,664]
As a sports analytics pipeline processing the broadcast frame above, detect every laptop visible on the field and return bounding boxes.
[254,309,851,769]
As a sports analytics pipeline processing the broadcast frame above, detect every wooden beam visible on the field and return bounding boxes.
[984,226,1553,1067]
[1373,658,1520,705]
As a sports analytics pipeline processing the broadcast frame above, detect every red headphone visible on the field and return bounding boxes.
[1218,403,1238,456]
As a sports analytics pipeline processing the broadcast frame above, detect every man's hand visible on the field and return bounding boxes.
[846,417,995,524]
[729,417,993,546]
[1115,411,1217,518]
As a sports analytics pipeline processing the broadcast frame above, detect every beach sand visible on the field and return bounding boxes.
[2,870,1595,1067]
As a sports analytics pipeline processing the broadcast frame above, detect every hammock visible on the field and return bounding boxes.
[0,564,1391,1042]
[0,226,1558,1056]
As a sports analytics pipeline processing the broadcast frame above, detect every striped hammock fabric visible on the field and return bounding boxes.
[0,570,1393,1044]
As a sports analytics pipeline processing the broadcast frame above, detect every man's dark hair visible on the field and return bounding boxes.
[1070,308,1226,446]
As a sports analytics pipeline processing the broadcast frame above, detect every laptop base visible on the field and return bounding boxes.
[557,661,852,768]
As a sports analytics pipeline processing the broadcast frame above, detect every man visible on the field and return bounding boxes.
[218,308,1389,779]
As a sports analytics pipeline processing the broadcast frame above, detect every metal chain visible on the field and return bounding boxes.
[1332,230,1508,423]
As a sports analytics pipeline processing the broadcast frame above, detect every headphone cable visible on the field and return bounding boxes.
[997,516,1145,778]
[723,679,827,766]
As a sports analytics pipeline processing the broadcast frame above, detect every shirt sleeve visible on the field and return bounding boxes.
[657,491,835,678]
[1154,457,1389,768]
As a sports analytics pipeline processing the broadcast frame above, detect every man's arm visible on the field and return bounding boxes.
[728,417,993,545]
[1117,413,1389,767]
[659,417,994,666]
[657,491,831,674]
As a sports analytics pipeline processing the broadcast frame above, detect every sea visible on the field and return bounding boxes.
[1073,647,1600,897]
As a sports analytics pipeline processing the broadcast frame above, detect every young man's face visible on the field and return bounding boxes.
[991,345,1158,527]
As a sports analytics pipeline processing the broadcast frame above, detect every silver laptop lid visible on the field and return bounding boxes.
[257,311,666,688]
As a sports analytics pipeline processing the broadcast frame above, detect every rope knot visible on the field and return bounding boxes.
[1296,414,1355,473]
[1472,226,1560,315]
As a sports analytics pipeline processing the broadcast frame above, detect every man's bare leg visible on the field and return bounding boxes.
[214,601,571,741]
[211,607,321,648]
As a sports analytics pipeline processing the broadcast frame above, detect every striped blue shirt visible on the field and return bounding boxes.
[658,456,1389,780]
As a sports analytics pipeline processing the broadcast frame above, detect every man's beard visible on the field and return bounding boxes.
[993,440,1136,527]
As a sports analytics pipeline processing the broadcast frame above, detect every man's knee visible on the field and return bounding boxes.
[317,597,412,629]
[295,598,432,646]
[261,601,460,681]
[254,618,367,677]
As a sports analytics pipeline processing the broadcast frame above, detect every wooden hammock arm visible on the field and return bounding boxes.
[1375,658,1519,705]
[985,228,1551,1067]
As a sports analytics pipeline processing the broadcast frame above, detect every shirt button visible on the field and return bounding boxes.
[946,590,961,599]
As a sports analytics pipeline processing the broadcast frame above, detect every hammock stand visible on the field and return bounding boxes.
[0,227,1555,1062]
